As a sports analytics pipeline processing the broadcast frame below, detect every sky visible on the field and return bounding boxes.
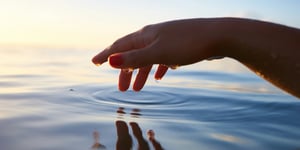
[0,0,300,49]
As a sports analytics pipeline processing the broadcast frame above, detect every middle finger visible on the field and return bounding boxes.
[133,65,152,91]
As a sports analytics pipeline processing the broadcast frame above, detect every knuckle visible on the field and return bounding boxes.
[129,51,148,68]
[140,24,153,33]
[110,40,121,51]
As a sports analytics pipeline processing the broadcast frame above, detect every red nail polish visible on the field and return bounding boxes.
[109,54,123,68]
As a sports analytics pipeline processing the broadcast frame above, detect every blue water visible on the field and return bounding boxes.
[0,48,299,150]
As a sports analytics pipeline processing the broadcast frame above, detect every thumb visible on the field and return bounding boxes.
[108,47,158,69]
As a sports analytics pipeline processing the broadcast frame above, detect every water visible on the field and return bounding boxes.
[0,47,299,150]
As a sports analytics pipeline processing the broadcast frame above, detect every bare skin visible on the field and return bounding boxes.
[92,18,300,98]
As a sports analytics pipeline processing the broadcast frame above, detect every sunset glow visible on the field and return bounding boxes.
[1,0,299,49]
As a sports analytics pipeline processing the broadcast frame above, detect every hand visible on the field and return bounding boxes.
[92,19,224,91]
[92,18,300,98]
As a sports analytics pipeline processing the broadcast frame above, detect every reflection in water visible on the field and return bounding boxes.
[117,107,142,119]
[115,120,133,150]
[116,121,163,150]
[91,107,163,150]
[130,108,142,118]
[147,130,163,150]
[91,130,106,150]
[116,107,126,119]
[116,107,163,150]
[116,107,126,115]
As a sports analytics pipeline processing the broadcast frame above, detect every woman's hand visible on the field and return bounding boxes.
[92,18,300,98]
[92,19,225,91]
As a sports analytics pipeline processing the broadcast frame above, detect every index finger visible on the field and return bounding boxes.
[92,30,145,66]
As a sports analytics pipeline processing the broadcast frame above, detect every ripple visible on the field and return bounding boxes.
[91,86,187,108]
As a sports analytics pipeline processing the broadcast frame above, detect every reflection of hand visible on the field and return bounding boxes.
[91,130,106,150]
[116,120,163,150]
[147,130,163,150]
[115,121,133,150]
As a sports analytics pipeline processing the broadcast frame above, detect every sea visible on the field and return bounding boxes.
[0,47,299,150]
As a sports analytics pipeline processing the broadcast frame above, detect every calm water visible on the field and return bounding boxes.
[0,48,299,150]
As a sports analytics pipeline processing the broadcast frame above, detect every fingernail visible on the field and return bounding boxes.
[109,54,123,68]
[155,77,162,80]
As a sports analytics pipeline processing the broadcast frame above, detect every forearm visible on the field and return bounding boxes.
[220,18,300,98]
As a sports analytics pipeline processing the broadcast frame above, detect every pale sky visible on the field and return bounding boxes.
[1,0,299,49]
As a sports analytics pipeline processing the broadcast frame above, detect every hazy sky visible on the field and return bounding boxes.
[1,0,299,49]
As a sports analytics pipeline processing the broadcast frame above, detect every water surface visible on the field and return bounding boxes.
[0,48,299,150]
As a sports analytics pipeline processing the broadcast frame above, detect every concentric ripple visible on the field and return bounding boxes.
[91,86,187,108]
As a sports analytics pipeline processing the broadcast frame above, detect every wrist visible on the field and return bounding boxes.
[210,18,257,60]
[205,18,238,59]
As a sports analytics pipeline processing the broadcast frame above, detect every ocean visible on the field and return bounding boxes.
[0,48,299,150]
